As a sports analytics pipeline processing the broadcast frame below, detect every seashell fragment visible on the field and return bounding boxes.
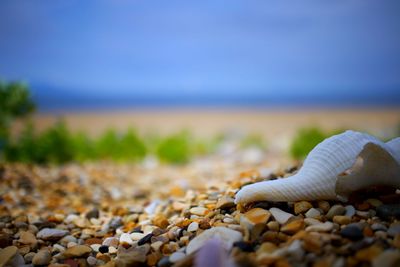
[235,130,400,204]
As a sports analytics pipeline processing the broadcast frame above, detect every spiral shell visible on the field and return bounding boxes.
[235,130,400,204]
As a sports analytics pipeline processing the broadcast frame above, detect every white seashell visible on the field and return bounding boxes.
[235,130,400,204]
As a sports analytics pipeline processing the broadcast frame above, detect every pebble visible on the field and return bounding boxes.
[187,222,199,232]
[387,222,400,237]
[189,207,208,216]
[216,196,235,210]
[32,249,51,265]
[366,198,383,208]
[294,201,313,214]
[63,245,92,258]
[340,225,364,240]
[376,204,400,220]
[326,205,346,220]
[24,252,36,263]
[90,244,101,252]
[116,245,149,266]
[280,219,304,234]
[306,222,334,232]
[186,227,242,254]
[269,208,294,225]
[137,233,153,246]
[36,228,69,241]
[153,214,169,229]
[169,251,186,263]
[19,231,37,245]
[130,232,146,241]
[333,215,351,225]
[267,221,280,231]
[372,250,400,267]
[317,201,330,213]
[85,208,100,220]
[242,208,271,225]
[344,205,356,217]
[0,246,18,266]
[98,245,109,254]
[120,233,133,245]
[87,256,97,265]
[371,223,387,232]
[305,208,321,219]
[102,237,119,248]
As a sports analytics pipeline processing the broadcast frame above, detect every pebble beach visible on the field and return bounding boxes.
[1,151,400,267]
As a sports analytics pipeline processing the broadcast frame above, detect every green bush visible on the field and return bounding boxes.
[156,132,191,164]
[289,127,328,160]
[0,81,35,152]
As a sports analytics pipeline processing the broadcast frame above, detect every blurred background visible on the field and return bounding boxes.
[1,0,399,165]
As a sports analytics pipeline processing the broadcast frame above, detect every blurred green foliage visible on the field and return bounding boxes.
[156,132,191,164]
[289,127,342,159]
[0,81,35,150]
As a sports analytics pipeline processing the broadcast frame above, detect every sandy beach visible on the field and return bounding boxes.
[30,108,400,140]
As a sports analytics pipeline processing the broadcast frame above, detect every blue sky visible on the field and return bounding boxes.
[0,0,399,106]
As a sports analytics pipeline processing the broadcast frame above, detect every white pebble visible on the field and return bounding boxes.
[187,222,199,232]
[306,222,334,232]
[87,256,97,266]
[305,208,321,219]
[269,208,294,224]
[119,233,133,245]
[170,251,186,263]
[130,232,146,241]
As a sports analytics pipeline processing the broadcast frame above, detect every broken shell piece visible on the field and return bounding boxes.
[235,130,400,204]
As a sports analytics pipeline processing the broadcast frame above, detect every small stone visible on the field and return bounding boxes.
[189,207,208,216]
[63,245,92,258]
[137,233,153,246]
[269,208,294,224]
[388,222,400,237]
[87,256,97,265]
[306,222,334,232]
[102,237,119,248]
[371,223,387,232]
[305,208,321,219]
[32,249,51,265]
[233,241,254,252]
[376,204,400,220]
[130,232,146,241]
[317,201,330,213]
[326,205,346,219]
[186,227,243,254]
[294,201,313,214]
[355,245,383,262]
[280,219,304,235]
[187,222,199,232]
[0,233,12,248]
[90,244,101,252]
[98,245,109,254]
[344,205,356,217]
[116,245,149,266]
[372,250,400,267]
[0,246,18,266]
[243,208,271,225]
[153,214,169,229]
[393,234,400,249]
[340,225,364,240]
[24,252,36,263]
[169,251,186,263]
[19,231,37,246]
[216,196,235,210]
[85,208,100,220]
[37,228,69,241]
[267,221,279,231]
[333,215,351,225]
[120,233,133,245]
[366,198,383,208]
[302,234,322,253]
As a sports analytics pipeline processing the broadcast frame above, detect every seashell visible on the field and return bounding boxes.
[235,130,400,204]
